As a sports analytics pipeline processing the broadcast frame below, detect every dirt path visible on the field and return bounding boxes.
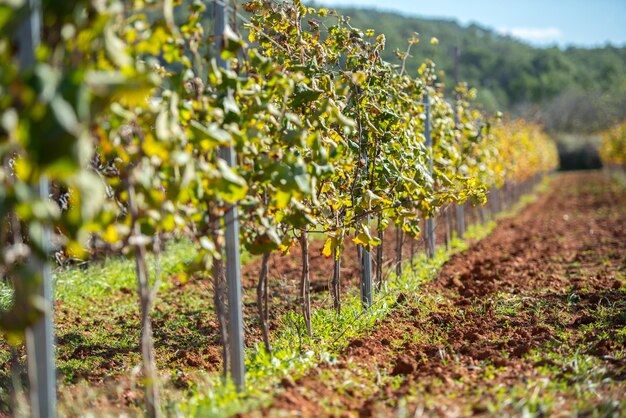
[248,171,626,417]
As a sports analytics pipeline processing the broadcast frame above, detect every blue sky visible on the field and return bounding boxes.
[309,0,626,47]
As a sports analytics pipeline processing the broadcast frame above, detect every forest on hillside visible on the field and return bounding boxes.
[327,7,626,133]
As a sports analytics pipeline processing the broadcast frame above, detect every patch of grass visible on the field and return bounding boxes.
[0,238,253,311]
[607,168,626,191]
[0,283,12,311]
[0,239,199,312]
[492,294,524,318]
[481,287,626,416]
[479,350,625,417]
[55,239,198,308]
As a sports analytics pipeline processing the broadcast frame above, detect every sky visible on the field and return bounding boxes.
[309,0,626,48]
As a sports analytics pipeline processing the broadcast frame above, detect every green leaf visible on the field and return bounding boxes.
[352,224,381,250]
[104,23,132,68]
[247,229,281,255]
[223,94,240,116]
[291,83,322,108]
[220,25,246,60]
[73,171,106,222]
[215,159,248,204]
[273,190,292,209]
[190,121,231,147]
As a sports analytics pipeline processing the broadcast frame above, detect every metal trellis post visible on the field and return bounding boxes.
[18,1,56,416]
[360,230,373,308]
[453,46,465,239]
[357,88,373,308]
[424,93,436,258]
[360,145,372,308]
[25,178,56,418]
[214,1,245,391]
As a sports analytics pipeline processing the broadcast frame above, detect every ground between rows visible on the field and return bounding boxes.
[247,171,626,417]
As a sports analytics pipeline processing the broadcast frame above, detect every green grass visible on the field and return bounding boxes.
[0,285,12,312]
[392,286,626,417]
[0,239,199,312]
[476,320,626,417]
[0,239,257,313]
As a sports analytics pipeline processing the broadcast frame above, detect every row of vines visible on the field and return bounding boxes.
[0,0,558,416]
[600,121,626,168]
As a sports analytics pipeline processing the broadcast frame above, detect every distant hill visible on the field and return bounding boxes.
[325,6,626,132]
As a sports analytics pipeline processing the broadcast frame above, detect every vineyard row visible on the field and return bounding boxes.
[0,0,559,416]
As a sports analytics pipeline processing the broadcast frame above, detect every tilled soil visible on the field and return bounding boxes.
[248,172,626,417]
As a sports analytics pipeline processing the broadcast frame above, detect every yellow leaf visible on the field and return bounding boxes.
[102,224,119,244]
[14,158,31,180]
[322,237,333,258]
[353,232,369,246]
[142,136,169,160]
[177,272,189,284]
[66,240,88,259]
[162,214,176,231]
